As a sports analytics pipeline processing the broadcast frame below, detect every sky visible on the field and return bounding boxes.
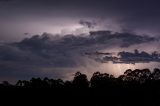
[0,0,160,83]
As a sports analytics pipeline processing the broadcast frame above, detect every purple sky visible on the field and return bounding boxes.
[1,0,160,83]
[1,0,160,41]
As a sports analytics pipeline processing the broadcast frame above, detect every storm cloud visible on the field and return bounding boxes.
[0,30,158,82]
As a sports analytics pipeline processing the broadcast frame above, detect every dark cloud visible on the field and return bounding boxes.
[85,51,113,56]
[117,50,160,64]
[0,30,158,82]
[95,50,160,64]
[1,0,160,83]
[89,31,157,47]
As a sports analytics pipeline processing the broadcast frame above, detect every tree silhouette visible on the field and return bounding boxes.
[2,81,10,86]
[1,69,160,106]
[64,81,72,88]
[72,72,89,88]
[152,68,160,80]
[30,78,44,88]
[90,72,115,88]
[16,80,23,87]
[12,68,160,89]
[119,69,151,84]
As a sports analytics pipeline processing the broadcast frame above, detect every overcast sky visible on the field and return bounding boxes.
[1,0,160,83]
[1,0,160,42]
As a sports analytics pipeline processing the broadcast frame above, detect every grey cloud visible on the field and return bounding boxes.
[95,50,160,64]
[89,31,156,47]
[117,50,160,64]
[15,30,157,56]
[0,30,158,82]
[79,20,96,28]
[2,30,158,66]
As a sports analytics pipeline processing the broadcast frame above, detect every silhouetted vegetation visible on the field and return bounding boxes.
[4,68,159,89]
[2,68,160,106]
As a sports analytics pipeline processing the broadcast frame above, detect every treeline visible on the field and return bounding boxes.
[2,68,160,106]
[2,68,160,89]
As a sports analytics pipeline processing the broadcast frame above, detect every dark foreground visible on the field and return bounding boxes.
[1,69,160,106]
[1,87,160,106]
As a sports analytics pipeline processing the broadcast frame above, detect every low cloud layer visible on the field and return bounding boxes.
[0,30,159,82]
[91,50,160,64]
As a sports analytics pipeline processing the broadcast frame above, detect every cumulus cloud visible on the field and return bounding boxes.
[0,30,158,82]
